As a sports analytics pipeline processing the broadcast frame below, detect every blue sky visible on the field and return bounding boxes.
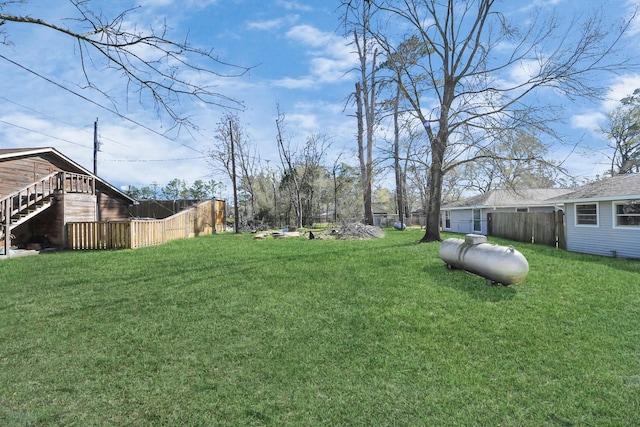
[1,0,640,197]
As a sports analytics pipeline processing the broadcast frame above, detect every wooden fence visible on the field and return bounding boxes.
[487,211,566,249]
[66,199,226,250]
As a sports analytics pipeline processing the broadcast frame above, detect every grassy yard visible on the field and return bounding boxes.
[1,230,639,426]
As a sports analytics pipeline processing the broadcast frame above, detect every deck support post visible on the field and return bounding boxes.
[3,198,10,258]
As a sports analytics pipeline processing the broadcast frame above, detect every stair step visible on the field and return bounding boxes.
[5,201,53,229]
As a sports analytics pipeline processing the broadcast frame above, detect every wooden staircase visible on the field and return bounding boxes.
[2,171,97,255]
[1,172,60,254]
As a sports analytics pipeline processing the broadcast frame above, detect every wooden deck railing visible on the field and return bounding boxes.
[59,172,95,194]
[66,199,226,250]
[1,171,95,229]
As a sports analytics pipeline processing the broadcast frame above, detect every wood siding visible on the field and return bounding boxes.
[62,193,97,222]
[98,192,130,221]
[0,156,59,196]
[565,201,640,259]
[1,149,137,259]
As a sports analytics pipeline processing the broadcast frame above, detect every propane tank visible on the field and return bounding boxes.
[393,221,407,230]
[439,234,529,285]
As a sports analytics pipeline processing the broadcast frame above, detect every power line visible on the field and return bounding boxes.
[0,117,210,163]
[105,156,207,162]
[0,95,131,148]
[0,118,91,149]
[0,95,211,164]
[0,53,206,155]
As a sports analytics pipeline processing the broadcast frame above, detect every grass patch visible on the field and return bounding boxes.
[1,231,639,425]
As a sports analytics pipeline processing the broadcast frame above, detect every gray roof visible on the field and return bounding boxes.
[443,188,572,209]
[546,173,640,203]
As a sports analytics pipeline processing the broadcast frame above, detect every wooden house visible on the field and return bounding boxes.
[1,147,136,254]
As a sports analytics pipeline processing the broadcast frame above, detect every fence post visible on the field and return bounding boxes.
[487,213,493,235]
[556,210,566,249]
[3,198,11,257]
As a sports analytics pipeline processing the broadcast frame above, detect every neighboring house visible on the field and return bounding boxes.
[372,202,388,227]
[545,174,640,259]
[1,147,136,252]
[441,188,571,235]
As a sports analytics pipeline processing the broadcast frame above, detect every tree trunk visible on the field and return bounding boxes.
[421,131,446,242]
[393,85,404,229]
[355,81,373,225]
[421,164,442,242]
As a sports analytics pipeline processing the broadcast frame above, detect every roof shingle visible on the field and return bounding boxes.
[546,174,640,202]
[443,188,572,209]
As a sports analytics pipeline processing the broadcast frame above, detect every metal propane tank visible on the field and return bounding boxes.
[438,234,529,285]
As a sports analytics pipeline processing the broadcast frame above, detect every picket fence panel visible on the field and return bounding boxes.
[67,199,225,250]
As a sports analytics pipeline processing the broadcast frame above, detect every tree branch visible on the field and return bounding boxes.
[0,2,252,132]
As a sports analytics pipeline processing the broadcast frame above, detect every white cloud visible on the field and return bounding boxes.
[286,113,319,131]
[511,0,566,14]
[570,111,606,132]
[601,74,640,111]
[286,24,334,47]
[277,0,314,12]
[247,15,299,31]
[139,0,221,8]
[272,76,316,89]
[569,74,640,133]
[278,25,355,87]
[625,0,640,36]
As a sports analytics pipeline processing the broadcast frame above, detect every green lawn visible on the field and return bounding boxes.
[1,230,639,426]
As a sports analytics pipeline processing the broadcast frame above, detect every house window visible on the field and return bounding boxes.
[614,201,640,227]
[575,203,598,226]
[473,209,482,232]
[444,210,451,229]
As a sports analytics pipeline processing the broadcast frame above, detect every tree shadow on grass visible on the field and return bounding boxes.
[429,264,518,302]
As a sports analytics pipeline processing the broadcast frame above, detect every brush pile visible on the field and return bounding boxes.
[333,222,384,240]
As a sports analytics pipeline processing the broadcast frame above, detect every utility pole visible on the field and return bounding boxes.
[230,119,239,234]
[93,118,101,222]
[93,118,99,175]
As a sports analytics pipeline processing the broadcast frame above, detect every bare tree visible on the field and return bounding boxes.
[209,114,259,224]
[342,0,380,225]
[299,134,331,226]
[0,1,250,131]
[275,109,303,228]
[275,108,332,228]
[364,0,639,242]
[252,165,282,228]
[456,130,565,192]
[331,157,361,222]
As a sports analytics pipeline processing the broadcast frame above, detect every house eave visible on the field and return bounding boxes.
[552,195,640,204]
[0,147,136,204]
[441,203,563,211]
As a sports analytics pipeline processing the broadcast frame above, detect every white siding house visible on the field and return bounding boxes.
[441,188,571,235]
[546,174,640,259]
